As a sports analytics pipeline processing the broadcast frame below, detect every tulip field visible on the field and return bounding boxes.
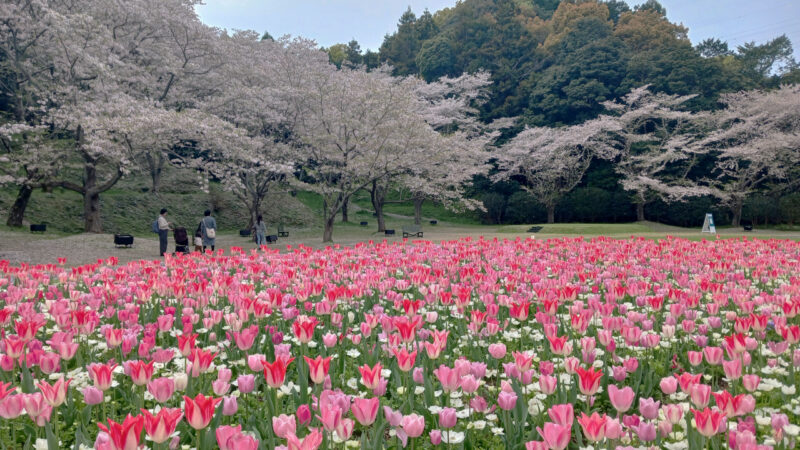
[1,236,800,450]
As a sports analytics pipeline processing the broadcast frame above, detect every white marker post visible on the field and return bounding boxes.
[701,213,716,233]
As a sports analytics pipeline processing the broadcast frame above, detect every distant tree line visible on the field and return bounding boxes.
[325,0,800,227]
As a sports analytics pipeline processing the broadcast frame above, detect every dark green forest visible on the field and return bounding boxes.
[325,0,800,227]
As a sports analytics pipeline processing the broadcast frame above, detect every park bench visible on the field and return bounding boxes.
[114,234,134,248]
[266,234,278,243]
[430,220,438,225]
[239,229,252,237]
[402,225,423,238]
[360,221,368,226]
[385,229,395,236]
[278,224,289,237]
[30,224,46,233]
[528,226,543,233]
[742,220,753,232]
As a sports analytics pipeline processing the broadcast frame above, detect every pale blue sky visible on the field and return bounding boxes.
[196,0,800,56]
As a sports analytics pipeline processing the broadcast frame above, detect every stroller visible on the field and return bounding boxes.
[173,227,190,254]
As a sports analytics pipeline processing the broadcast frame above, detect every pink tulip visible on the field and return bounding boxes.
[547,404,574,428]
[723,359,742,380]
[430,430,442,445]
[317,404,341,432]
[352,397,379,426]
[384,406,403,427]
[742,374,760,392]
[488,343,506,359]
[83,386,103,405]
[297,404,312,426]
[537,422,570,450]
[639,397,660,420]
[222,396,238,416]
[608,384,635,413]
[0,394,24,419]
[498,391,517,411]
[433,365,461,392]
[660,376,678,395]
[147,378,175,403]
[633,422,657,442]
[539,374,557,395]
[439,407,457,429]
[691,384,711,408]
[272,414,296,439]
[662,404,683,424]
[402,414,425,438]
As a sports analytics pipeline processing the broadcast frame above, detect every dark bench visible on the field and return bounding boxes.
[266,234,278,243]
[429,220,437,225]
[277,224,289,237]
[742,220,753,232]
[402,225,423,238]
[385,229,395,236]
[114,234,134,248]
[360,221,368,226]
[527,226,543,233]
[30,224,46,233]
[239,229,252,237]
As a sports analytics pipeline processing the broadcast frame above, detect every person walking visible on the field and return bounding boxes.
[157,208,171,256]
[254,215,267,246]
[200,209,217,252]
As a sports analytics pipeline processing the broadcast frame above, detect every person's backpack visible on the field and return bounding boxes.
[152,218,160,234]
[204,217,216,238]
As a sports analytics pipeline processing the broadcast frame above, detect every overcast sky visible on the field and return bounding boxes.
[196,0,800,56]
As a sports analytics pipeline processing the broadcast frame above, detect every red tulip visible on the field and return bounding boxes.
[126,360,154,386]
[392,347,417,372]
[177,333,198,357]
[184,393,222,430]
[359,362,382,390]
[292,315,319,344]
[37,377,71,407]
[303,355,331,384]
[574,366,603,396]
[89,363,117,391]
[691,407,727,437]
[577,412,607,442]
[188,348,218,377]
[141,407,182,444]
[263,357,295,388]
[97,414,145,450]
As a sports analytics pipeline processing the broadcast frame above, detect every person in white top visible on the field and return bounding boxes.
[157,208,171,256]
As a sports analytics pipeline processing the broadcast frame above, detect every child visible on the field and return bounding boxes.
[194,228,203,252]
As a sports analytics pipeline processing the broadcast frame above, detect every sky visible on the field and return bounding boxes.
[196,0,800,56]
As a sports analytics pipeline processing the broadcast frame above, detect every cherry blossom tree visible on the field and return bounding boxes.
[497,116,621,223]
[683,85,800,226]
[600,86,708,221]
[290,64,445,241]
[0,124,65,226]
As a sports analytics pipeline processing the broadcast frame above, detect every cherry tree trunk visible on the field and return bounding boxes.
[546,204,555,224]
[6,185,33,227]
[341,196,349,223]
[323,213,335,242]
[146,152,165,193]
[370,181,386,232]
[84,191,102,233]
[248,198,262,231]
[636,202,645,222]
[413,197,423,225]
[731,198,744,227]
[82,165,103,233]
